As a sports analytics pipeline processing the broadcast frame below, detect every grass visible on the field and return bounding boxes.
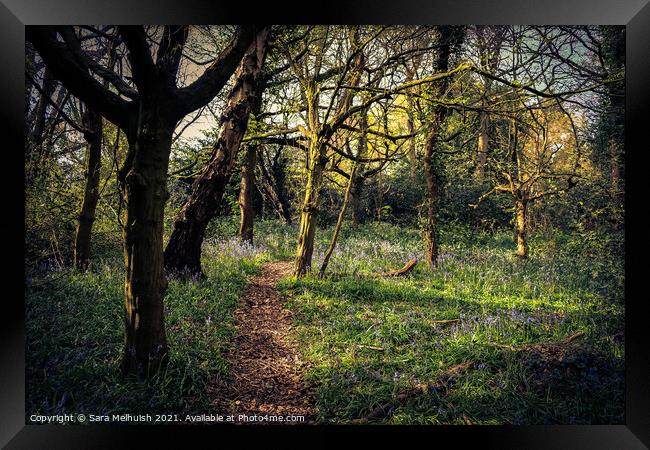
[275,221,625,424]
[25,219,624,425]
[25,247,269,419]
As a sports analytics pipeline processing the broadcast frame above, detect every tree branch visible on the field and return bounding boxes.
[156,26,190,84]
[117,26,156,93]
[57,26,138,100]
[27,26,132,131]
[175,25,260,117]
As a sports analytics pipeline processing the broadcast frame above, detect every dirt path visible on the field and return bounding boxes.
[209,260,316,422]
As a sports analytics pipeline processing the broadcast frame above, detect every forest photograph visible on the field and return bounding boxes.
[24,24,625,425]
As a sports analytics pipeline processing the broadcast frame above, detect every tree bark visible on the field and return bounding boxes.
[515,198,528,259]
[350,175,365,226]
[294,137,327,277]
[238,144,257,243]
[120,108,175,378]
[423,130,441,269]
[422,26,461,270]
[164,29,270,276]
[319,163,357,278]
[27,67,56,178]
[257,151,292,224]
[476,111,489,177]
[74,107,103,270]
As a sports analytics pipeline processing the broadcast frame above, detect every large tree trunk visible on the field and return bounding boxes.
[514,198,528,259]
[74,107,103,270]
[423,130,441,269]
[238,144,256,243]
[120,109,175,378]
[164,30,269,276]
[422,26,460,270]
[294,138,326,277]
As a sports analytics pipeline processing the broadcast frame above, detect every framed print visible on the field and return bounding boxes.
[2,0,649,447]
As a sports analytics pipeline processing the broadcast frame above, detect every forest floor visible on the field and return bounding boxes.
[209,260,317,423]
[24,221,625,424]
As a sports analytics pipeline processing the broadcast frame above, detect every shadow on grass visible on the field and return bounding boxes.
[279,272,624,425]
[302,341,624,425]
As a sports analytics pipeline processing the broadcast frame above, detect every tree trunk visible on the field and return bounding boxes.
[350,175,365,226]
[406,96,418,175]
[239,144,256,243]
[27,24,261,381]
[74,107,102,270]
[28,67,56,178]
[294,139,326,277]
[422,25,462,270]
[164,30,269,276]
[257,148,292,224]
[476,111,488,177]
[423,131,441,269]
[120,110,174,378]
[515,199,528,259]
[319,164,357,278]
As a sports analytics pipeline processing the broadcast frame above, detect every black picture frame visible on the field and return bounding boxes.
[2,1,648,447]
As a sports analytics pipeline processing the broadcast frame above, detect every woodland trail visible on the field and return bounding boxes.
[209,260,316,423]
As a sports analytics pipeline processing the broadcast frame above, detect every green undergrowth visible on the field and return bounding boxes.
[25,250,268,418]
[275,221,624,424]
[25,220,624,424]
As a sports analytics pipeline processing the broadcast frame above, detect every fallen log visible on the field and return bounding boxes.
[352,360,474,423]
[382,258,418,278]
[356,344,384,351]
[494,330,585,352]
[430,318,460,327]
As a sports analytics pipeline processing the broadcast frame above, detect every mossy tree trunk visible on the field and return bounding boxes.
[292,27,365,277]
[422,26,463,270]
[514,198,528,258]
[476,111,489,177]
[294,135,327,277]
[238,144,257,243]
[423,130,442,270]
[74,106,103,271]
